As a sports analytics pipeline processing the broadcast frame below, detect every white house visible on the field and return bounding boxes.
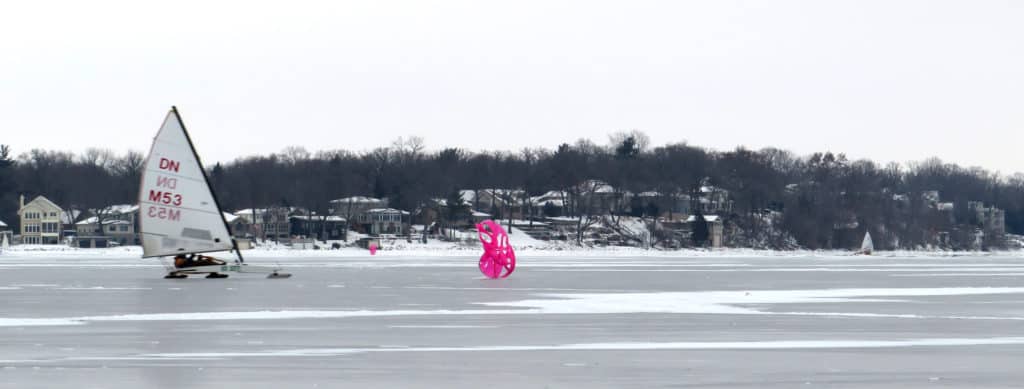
[18,195,64,244]
[358,208,410,235]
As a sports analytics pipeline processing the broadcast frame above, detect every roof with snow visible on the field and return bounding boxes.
[330,196,384,204]
[290,215,347,222]
[75,217,130,225]
[366,208,410,215]
[222,212,240,223]
[471,211,491,217]
[233,207,292,215]
[0,220,6,227]
[433,197,472,207]
[530,190,568,207]
[96,204,139,214]
[685,215,721,222]
[579,179,615,193]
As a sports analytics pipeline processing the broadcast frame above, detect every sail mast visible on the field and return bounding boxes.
[170,106,245,264]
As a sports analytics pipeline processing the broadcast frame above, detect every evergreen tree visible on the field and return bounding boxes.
[692,213,709,247]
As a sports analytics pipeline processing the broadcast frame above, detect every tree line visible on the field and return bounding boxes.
[1,131,1022,250]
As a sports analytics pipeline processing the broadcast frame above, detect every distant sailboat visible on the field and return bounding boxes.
[139,107,290,279]
[857,231,874,255]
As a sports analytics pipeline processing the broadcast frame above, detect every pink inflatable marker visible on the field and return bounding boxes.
[476,220,516,278]
[369,242,378,255]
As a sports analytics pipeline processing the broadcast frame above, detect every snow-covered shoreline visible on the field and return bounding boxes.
[1,243,1021,260]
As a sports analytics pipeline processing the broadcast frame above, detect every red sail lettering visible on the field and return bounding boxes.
[148,206,182,221]
[148,190,180,205]
[159,158,180,172]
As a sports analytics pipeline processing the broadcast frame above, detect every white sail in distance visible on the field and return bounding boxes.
[138,108,234,258]
[861,231,874,254]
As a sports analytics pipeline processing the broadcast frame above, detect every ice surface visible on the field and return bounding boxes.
[478,287,1024,316]
[136,337,1024,359]
[4,251,1024,388]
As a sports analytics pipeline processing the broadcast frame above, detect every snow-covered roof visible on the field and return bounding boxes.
[546,216,578,222]
[530,190,568,207]
[366,208,410,215]
[685,215,721,222]
[222,212,240,223]
[233,208,292,215]
[635,191,662,197]
[701,185,728,194]
[533,190,566,200]
[472,211,491,217]
[290,215,347,222]
[97,204,139,214]
[433,197,472,207]
[75,217,130,225]
[330,196,384,204]
[937,202,955,211]
[0,220,6,227]
[579,179,615,193]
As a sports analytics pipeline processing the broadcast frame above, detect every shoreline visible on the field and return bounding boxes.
[2,244,1022,260]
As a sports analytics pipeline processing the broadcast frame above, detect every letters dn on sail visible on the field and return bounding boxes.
[159,158,180,172]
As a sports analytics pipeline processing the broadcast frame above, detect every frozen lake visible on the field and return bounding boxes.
[2,251,1024,388]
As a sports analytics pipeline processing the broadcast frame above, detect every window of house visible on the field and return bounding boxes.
[108,225,116,232]
[42,223,58,233]
[120,225,128,232]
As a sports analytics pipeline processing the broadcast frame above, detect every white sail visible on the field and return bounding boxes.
[861,231,874,254]
[138,108,233,258]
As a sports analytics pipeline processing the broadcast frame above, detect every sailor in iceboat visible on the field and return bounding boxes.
[173,253,226,269]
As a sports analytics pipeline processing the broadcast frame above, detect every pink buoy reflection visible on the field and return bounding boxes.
[476,220,516,279]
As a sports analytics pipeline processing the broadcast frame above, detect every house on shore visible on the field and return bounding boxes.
[233,208,291,241]
[74,204,140,247]
[289,214,347,240]
[357,208,410,236]
[330,196,388,220]
[17,195,64,245]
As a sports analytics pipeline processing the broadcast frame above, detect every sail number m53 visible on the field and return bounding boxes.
[148,190,183,206]
[147,206,181,221]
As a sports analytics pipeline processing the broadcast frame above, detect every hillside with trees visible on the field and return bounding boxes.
[1,132,1021,251]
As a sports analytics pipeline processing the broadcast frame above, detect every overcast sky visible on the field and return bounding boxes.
[1,0,1021,173]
